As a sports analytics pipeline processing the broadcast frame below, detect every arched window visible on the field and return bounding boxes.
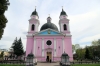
[63,24,67,30]
[31,24,35,31]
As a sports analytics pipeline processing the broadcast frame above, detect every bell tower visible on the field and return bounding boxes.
[59,8,70,35]
[28,8,40,34]
[26,8,39,57]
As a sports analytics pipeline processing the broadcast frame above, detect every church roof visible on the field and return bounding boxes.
[40,22,58,31]
[40,16,58,31]
[60,9,67,16]
[31,8,38,17]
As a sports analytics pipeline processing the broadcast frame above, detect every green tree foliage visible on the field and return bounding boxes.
[92,39,100,46]
[76,48,85,59]
[85,48,90,59]
[88,46,94,59]
[75,39,100,60]
[72,45,75,53]
[12,37,24,57]
[75,44,80,50]
[72,44,80,53]
[0,51,4,58]
[92,40,98,46]
[0,0,10,39]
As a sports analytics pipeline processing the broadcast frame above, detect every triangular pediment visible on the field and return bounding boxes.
[35,28,64,35]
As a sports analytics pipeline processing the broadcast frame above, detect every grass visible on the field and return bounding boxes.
[0,64,25,66]
[71,64,100,66]
[0,63,100,66]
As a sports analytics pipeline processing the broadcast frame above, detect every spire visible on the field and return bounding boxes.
[62,6,64,11]
[49,14,50,17]
[35,6,36,11]
[47,14,51,23]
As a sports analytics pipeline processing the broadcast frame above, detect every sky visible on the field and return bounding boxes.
[0,0,100,50]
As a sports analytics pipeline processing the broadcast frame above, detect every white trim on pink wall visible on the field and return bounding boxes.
[34,38,36,55]
[68,24,70,31]
[62,38,64,53]
[28,23,31,32]
[42,38,44,57]
[54,38,56,57]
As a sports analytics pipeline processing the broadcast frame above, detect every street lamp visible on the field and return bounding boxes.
[26,53,37,66]
[60,52,70,66]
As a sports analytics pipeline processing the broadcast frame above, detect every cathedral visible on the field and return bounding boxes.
[26,8,73,62]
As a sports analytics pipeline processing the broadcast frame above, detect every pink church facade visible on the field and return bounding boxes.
[26,8,73,62]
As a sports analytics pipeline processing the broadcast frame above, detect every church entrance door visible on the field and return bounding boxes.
[46,52,52,62]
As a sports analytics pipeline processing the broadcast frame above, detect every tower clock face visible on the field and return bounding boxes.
[46,40,52,45]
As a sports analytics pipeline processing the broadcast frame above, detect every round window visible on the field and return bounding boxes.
[46,40,52,45]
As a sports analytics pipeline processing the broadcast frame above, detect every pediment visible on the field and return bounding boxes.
[35,28,64,35]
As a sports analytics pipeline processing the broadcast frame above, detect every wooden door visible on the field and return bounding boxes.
[47,52,52,60]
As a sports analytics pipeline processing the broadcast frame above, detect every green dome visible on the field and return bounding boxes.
[40,16,58,31]
[60,9,67,16]
[31,9,38,16]
[40,22,58,31]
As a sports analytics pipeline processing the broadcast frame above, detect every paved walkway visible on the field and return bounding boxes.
[36,62,59,66]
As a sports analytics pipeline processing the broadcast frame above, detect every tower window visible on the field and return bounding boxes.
[31,24,35,31]
[63,24,67,30]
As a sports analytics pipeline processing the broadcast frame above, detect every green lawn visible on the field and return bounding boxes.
[71,64,100,66]
[0,64,25,66]
[0,64,100,66]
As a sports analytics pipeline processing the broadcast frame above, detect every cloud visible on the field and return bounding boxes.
[0,0,100,50]
[69,9,100,45]
[79,34,100,43]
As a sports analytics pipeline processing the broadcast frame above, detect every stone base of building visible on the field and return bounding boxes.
[35,57,73,62]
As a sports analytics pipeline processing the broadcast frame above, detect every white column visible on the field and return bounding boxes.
[42,38,44,56]
[36,23,38,32]
[68,24,70,31]
[62,38,64,53]
[54,38,56,57]
[28,24,31,32]
[61,23,63,32]
[34,38,36,55]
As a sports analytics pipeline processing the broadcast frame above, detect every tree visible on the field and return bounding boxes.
[76,48,85,59]
[11,37,24,57]
[85,48,90,59]
[75,44,80,50]
[0,51,4,59]
[92,40,98,46]
[0,0,10,39]
[97,39,100,45]
[72,45,75,53]
[15,38,24,56]
[11,37,17,49]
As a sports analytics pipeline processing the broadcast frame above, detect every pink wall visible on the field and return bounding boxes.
[65,37,73,61]
[26,36,34,56]
[56,38,62,57]
[36,38,42,56]
[26,35,73,61]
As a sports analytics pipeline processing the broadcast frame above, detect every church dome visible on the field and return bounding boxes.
[40,22,58,31]
[60,9,67,16]
[31,8,38,16]
[40,16,58,31]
